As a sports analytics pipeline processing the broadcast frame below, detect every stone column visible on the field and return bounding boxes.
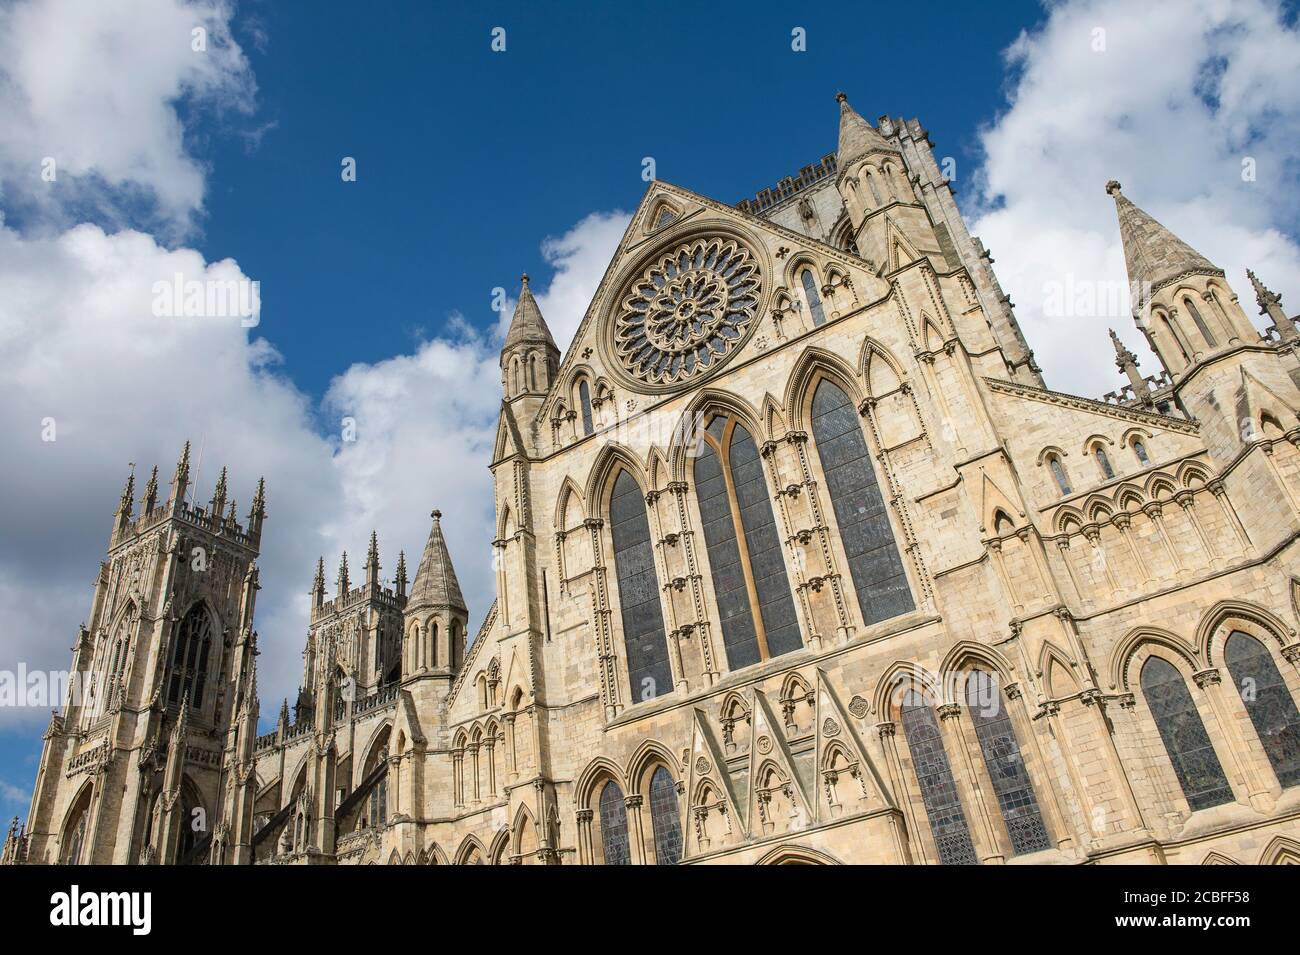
[625,794,646,864]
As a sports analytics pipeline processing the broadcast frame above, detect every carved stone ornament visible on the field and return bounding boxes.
[847,695,869,719]
[611,235,763,388]
[756,735,773,755]
[822,717,841,738]
[694,756,711,776]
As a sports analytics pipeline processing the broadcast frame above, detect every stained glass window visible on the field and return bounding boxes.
[1048,457,1071,496]
[168,604,213,708]
[1224,631,1300,788]
[900,691,978,865]
[1140,657,1232,810]
[599,782,631,865]
[578,379,594,437]
[694,417,801,670]
[810,380,913,626]
[1096,447,1115,480]
[801,269,826,327]
[965,671,1051,855]
[649,766,682,864]
[609,470,672,702]
[1133,440,1150,466]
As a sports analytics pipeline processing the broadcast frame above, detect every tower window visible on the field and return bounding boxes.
[1095,446,1115,480]
[801,269,826,327]
[168,604,213,709]
[1047,456,1071,496]
[1185,298,1217,349]
[1133,440,1150,466]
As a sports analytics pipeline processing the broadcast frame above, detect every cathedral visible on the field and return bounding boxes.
[9,92,1300,866]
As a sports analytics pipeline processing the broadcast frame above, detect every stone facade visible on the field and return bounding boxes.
[10,93,1300,867]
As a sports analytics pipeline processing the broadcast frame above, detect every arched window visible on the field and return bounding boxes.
[1140,657,1232,810]
[1095,446,1115,480]
[168,604,213,709]
[900,690,977,865]
[810,380,912,626]
[1047,456,1071,496]
[61,786,92,865]
[598,782,631,865]
[964,671,1051,855]
[1224,631,1300,788]
[368,776,387,829]
[1161,314,1191,364]
[578,379,594,437]
[801,269,826,327]
[694,415,801,670]
[1185,298,1217,348]
[609,470,672,702]
[1133,440,1150,466]
[648,766,682,865]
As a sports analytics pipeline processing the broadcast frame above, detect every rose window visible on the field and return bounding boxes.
[612,236,762,386]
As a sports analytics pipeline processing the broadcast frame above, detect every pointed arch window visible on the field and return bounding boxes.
[965,671,1051,855]
[1095,446,1115,480]
[900,691,978,865]
[1185,298,1217,348]
[1224,631,1300,788]
[168,604,213,709]
[1047,456,1071,496]
[800,269,826,327]
[578,379,594,437]
[1133,440,1150,466]
[1140,657,1232,810]
[694,415,801,670]
[609,470,672,702]
[810,380,912,626]
[61,786,92,865]
[598,782,631,865]
[648,766,682,864]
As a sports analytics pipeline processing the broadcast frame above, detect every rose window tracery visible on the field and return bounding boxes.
[612,236,763,386]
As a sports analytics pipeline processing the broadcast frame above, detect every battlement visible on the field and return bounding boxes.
[736,153,837,217]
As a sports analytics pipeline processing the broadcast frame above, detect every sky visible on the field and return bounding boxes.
[1,0,1298,822]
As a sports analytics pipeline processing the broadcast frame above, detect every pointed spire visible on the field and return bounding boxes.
[1106,180,1223,308]
[395,549,408,598]
[116,465,136,519]
[209,465,229,517]
[365,530,380,587]
[278,697,290,729]
[142,465,159,513]
[227,499,237,524]
[168,440,190,508]
[408,509,467,612]
[503,273,558,353]
[835,92,895,168]
[337,551,350,597]
[312,556,325,609]
[1110,328,1152,404]
[1247,268,1297,341]
[248,476,267,534]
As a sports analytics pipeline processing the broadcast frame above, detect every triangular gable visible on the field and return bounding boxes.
[684,707,744,856]
[745,691,813,838]
[814,669,895,821]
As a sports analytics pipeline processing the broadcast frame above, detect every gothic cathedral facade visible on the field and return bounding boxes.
[10,94,1300,866]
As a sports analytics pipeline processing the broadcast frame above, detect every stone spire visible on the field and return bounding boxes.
[835,92,895,168]
[311,556,325,610]
[501,274,560,401]
[1110,328,1152,405]
[408,509,466,613]
[395,550,408,598]
[116,466,135,521]
[168,440,190,508]
[365,530,380,587]
[209,466,229,517]
[1248,269,1298,341]
[337,551,350,597]
[1106,180,1223,307]
[248,476,267,536]
[504,274,557,354]
[142,465,159,513]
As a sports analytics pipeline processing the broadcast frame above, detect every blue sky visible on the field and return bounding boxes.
[2,0,1299,823]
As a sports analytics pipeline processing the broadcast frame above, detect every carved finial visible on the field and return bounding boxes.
[520,273,530,289]
[1105,179,1122,196]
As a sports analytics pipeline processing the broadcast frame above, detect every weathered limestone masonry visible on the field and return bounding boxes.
[10,93,1300,867]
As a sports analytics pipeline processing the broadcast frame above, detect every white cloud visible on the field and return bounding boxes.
[0,0,255,238]
[966,0,1300,397]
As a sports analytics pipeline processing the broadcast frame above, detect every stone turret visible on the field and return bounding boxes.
[403,509,468,679]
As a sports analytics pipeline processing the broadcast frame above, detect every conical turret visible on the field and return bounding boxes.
[1106,180,1222,308]
[835,92,896,169]
[408,510,466,613]
[501,274,560,401]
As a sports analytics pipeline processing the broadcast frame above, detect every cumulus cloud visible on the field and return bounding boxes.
[966,0,1300,397]
[0,0,255,238]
